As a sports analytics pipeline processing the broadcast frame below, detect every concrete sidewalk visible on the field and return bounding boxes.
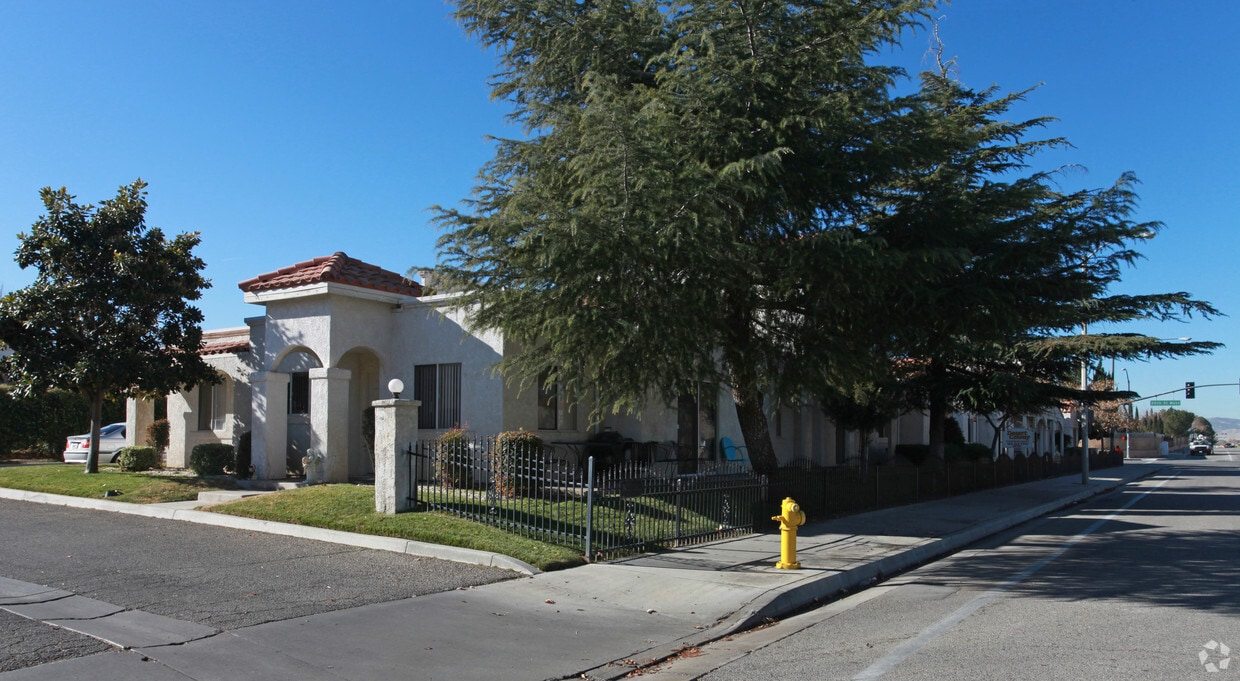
[0,461,1163,681]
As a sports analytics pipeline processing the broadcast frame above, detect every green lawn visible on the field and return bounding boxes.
[208,485,585,572]
[0,463,242,503]
[0,464,618,572]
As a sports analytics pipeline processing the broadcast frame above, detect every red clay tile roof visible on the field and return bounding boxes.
[201,339,250,356]
[237,252,423,298]
[200,328,250,356]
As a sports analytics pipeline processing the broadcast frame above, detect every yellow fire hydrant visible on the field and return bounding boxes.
[772,497,806,569]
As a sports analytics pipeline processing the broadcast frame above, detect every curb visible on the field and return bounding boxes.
[728,467,1163,633]
[0,487,539,576]
[579,466,1166,681]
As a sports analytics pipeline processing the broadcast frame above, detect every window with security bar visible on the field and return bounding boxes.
[414,363,462,429]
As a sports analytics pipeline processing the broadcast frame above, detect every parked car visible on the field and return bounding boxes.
[63,423,127,463]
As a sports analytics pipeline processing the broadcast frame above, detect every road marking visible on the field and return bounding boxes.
[851,474,1179,681]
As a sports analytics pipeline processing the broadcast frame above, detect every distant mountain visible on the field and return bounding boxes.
[1210,417,1240,432]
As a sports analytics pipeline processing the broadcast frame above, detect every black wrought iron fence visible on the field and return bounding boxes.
[409,436,766,561]
[409,437,1124,562]
[770,449,1125,520]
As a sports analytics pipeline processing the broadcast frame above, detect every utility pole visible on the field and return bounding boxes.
[1080,351,1091,484]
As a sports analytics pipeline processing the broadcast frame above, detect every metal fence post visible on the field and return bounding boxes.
[585,456,595,562]
[675,477,683,542]
[414,444,424,506]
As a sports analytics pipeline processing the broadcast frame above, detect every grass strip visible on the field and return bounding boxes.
[0,463,240,503]
[207,484,585,572]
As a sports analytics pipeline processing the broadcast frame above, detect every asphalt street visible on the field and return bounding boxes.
[639,456,1240,680]
[0,498,516,672]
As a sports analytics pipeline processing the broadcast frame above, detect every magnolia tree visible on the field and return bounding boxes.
[0,181,217,473]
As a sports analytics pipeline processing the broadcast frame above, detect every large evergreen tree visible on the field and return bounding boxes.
[862,58,1219,458]
[435,0,935,474]
[0,181,216,473]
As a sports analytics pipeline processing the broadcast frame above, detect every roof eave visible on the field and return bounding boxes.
[243,281,421,307]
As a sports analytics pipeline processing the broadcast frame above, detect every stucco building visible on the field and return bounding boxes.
[127,252,1073,481]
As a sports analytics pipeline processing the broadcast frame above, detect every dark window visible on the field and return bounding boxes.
[198,382,227,431]
[414,363,461,429]
[288,372,310,415]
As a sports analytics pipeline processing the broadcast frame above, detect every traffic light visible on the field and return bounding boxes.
[1186,381,1196,399]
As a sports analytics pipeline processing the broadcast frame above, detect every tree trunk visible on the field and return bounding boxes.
[676,392,698,475]
[85,392,103,474]
[729,363,776,476]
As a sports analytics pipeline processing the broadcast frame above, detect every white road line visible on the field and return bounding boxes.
[851,473,1179,681]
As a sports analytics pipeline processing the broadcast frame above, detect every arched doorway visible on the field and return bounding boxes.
[339,348,382,480]
[276,349,323,477]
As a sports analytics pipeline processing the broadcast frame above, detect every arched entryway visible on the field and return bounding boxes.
[338,347,382,480]
[275,349,323,477]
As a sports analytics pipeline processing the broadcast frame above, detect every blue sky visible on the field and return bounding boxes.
[2,1,1238,422]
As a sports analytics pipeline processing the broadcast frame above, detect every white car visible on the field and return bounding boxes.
[63,423,127,463]
[1189,441,1213,456]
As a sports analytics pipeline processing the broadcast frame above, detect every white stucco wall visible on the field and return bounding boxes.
[164,350,252,469]
[400,296,505,437]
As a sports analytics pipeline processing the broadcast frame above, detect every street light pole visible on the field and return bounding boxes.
[1080,340,1091,484]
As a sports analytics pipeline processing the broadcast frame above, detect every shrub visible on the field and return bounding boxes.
[190,443,234,476]
[117,446,160,472]
[146,419,170,453]
[943,417,966,446]
[491,430,545,499]
[434,427,474,488]
[0,386,123,457]
[235,431,252,479]
[895,444,931,466]
[946,442,993,462]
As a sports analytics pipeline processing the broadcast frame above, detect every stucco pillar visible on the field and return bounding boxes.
[311,367,352,483]
[250,372,290,480]
[372,398,420,514]
[124,397,156,449]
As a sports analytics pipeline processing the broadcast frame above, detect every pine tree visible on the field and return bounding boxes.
[435,0,935,474]
[859,55,1219,458]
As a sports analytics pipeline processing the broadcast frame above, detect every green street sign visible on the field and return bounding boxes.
[1150,400,1181,406]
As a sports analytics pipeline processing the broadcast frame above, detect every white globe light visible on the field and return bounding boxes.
[387,378,405,398]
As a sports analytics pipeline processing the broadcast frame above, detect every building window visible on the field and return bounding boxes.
[414,363,461,429]
[538,369,558,430]
[197,381,227,431]
[288,372,310,415]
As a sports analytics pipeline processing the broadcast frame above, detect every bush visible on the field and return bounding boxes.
[895,444,931,466]
[189,443,234,476]
[235,431,252,479]
[946,442,993,462]
[0,386,123,457]
[491,430,545,499]
[117,446,160,472]
[146,419,170,453]
[943,417,966,446]
[434,428,474,488]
